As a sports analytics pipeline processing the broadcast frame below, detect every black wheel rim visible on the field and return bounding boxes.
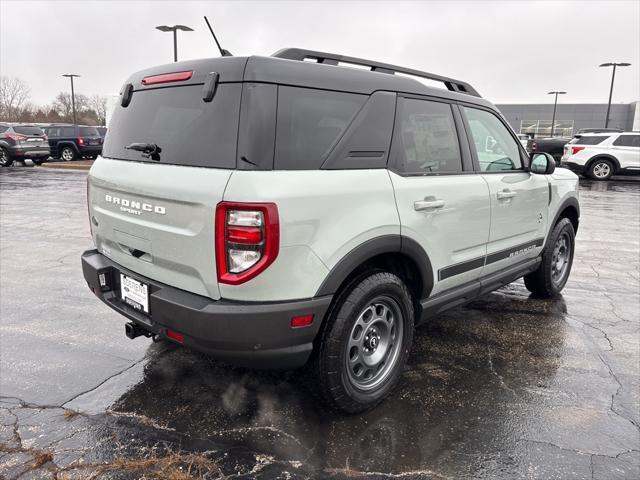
[551,232,571,286]
[345,296,404,391]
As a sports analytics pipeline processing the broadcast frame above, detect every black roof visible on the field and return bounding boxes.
[124,48,495,110]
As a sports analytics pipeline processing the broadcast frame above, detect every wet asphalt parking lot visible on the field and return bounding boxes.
[0,166,638,479]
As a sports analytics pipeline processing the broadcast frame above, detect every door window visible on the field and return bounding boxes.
[463,107,523,172]
[392,98,462,174]
[613,135,640,147]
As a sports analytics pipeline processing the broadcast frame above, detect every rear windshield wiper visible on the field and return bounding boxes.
[125,143,162,161]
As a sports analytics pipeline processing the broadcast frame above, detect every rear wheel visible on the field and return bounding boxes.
[31,158,45,166]
[0,147,12,167]
[314,272,414,413]
[524,217,575,297]
[588,159,614,181]
[85,155,97,160]
[60,147,76,161]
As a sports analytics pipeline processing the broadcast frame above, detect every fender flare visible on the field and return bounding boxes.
[547,196,580,246]
[586,154,620,172]
[314,235,434,300]
[58,141,79,153]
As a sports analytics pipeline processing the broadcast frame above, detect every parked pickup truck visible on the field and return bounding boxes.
[529,137,572,163]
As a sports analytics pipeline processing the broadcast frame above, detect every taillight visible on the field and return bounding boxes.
[77,137,84,145]
[6,133,27,142]
[215,202,279,285]
[571,146,585,155]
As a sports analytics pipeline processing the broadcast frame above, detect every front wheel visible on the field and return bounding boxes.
[314,272,414,413]
[31,158,46,166]
[524,218,575,297]
[589,159,614,181]
[0,147,12,167]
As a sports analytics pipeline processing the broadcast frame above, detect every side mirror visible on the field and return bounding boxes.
[530,152,556,174]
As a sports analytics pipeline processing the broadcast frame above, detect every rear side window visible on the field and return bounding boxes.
[79,127,99,136]
[46,128,59,137]
[275,87,365,170]
[62,127,75,136]
[392,98,462,174]
[103,84,241,168]
[14,126,45,136]
[571,135,609,145]
[613,135,640,147]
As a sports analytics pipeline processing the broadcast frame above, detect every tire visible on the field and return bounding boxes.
[588,158,614,181]
[85,155,97,160]
[0,147,12,167]
[31,158,45,166]
[524,217,575,297]
[60,146,77,161]
[313,271,414,413]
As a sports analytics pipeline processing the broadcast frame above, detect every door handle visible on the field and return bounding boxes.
[496,189,517,200]
[414,197,446,211]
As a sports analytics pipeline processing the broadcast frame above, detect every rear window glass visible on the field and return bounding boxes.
[79,127,99,136]
[14,126,45,136]
[102,84,241,168]
[275,87,366,170]
[571,135,608,145]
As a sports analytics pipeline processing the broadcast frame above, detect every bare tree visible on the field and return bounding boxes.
[53,92,89,122]
[0,76,32,121]
[89,94,108,126]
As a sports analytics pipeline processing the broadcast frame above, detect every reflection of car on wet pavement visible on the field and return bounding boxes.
[0,169,638,479]
[81,48,579,413]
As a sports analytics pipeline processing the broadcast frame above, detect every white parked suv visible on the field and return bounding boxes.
[82,49,580,412]
[562,131,640,180]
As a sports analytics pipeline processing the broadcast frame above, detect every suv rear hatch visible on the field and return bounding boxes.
[88,57,247,300]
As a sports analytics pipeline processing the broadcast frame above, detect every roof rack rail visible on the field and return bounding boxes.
[272,48,480,97]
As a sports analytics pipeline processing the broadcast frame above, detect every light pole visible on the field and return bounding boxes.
[599,62,631,128]
[155,25,193,62]
[547,91,566,138]
[62,74,80,124]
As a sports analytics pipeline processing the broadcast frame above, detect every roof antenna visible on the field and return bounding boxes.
[204,16,232,57]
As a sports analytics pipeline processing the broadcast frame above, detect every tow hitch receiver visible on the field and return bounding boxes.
[125,322,152,340]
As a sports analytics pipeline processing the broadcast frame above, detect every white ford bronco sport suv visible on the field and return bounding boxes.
[82,49,580,412]
[561,131,640,180]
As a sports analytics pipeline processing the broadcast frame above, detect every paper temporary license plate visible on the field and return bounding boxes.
[120,274,149,314]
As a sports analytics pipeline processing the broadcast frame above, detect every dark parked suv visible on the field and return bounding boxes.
[0,123,50,167]
[44,124,103,161]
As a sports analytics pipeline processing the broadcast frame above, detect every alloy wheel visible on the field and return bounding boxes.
[593,162,611,179]
[61,148,74,161]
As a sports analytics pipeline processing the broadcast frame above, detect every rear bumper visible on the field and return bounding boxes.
[8,145,50,158]
[562,161,585,174]
[79,146,102,155]
[81,249,332,368]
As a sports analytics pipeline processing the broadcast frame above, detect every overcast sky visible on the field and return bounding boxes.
[1,0,639,107]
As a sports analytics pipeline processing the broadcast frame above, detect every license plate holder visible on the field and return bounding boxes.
[120,274,149,314]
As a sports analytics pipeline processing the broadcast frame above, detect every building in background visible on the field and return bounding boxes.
[496,101,639,138]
